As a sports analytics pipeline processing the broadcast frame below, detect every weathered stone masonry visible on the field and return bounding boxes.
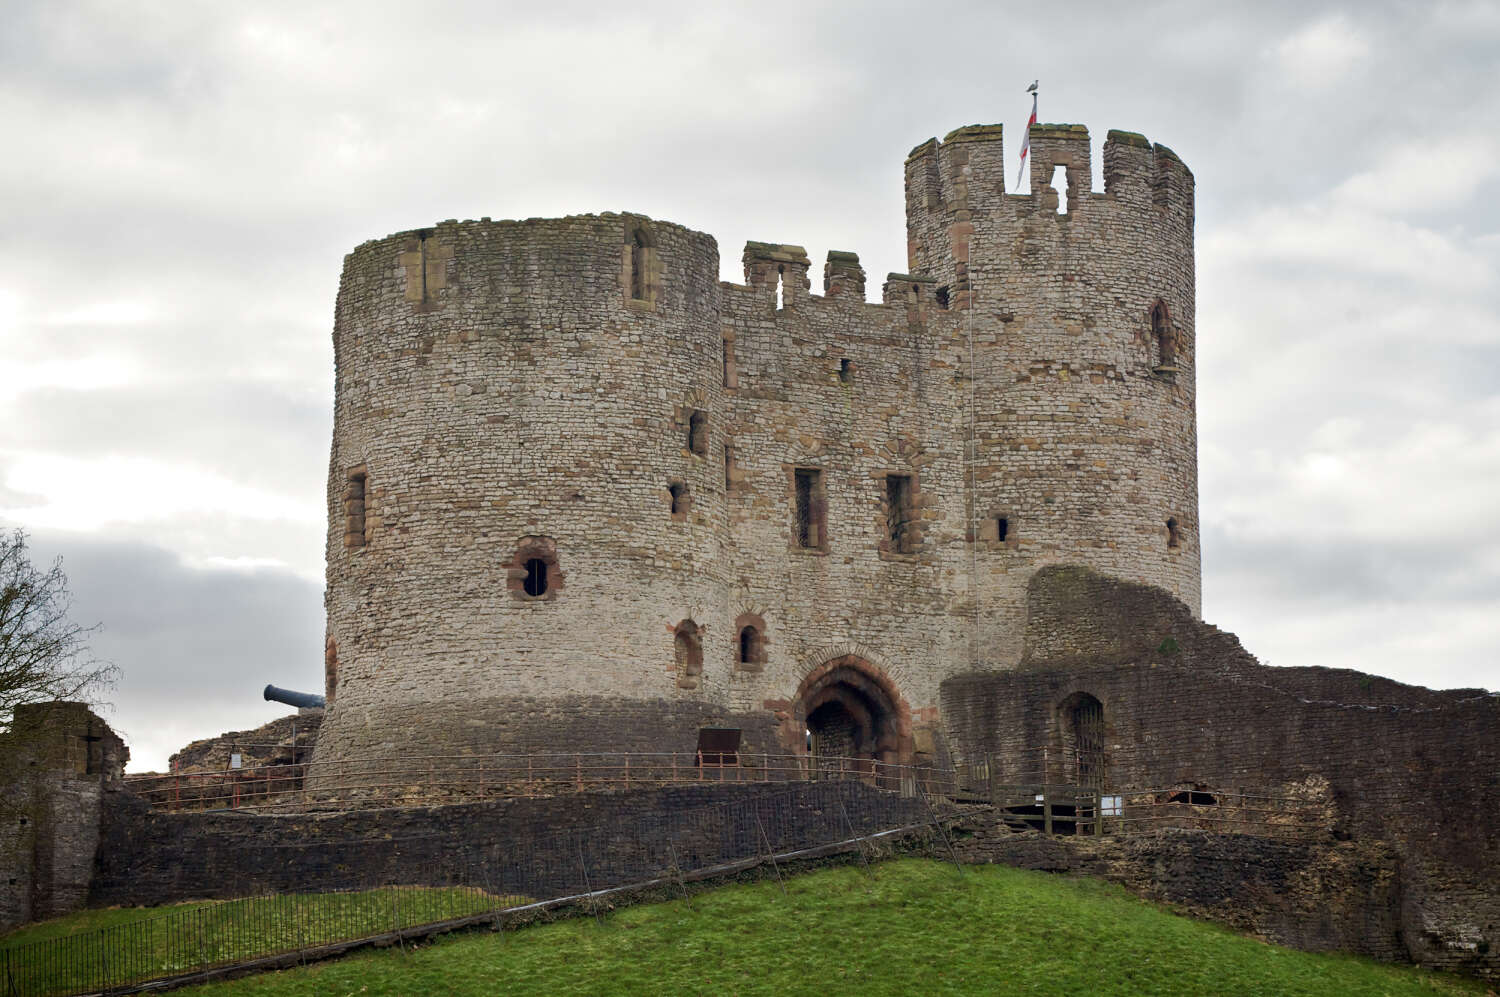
[0,703,127,930]
[942,566,1500,976]
[314,122,1200,773]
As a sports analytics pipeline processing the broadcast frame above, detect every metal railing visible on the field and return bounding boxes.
[987,784,1329,839]
[125,752,960,814]
[1,780,944,997]
[123,754,1332,841]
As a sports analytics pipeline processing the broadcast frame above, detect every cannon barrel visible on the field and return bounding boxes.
[263,684,326,709]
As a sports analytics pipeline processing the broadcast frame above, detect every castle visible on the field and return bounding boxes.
[316,122,1199,770]
[4,122,1497,980]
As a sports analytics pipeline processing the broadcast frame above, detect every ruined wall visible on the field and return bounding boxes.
[0,703,128,930]
[953,818,1405,964]
[315,121,1199,774]
[166,711,320,773]
[942,567,1500,977]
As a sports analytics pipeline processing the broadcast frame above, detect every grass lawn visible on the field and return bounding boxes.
[165,860,1484,997]
[0,886,522,996]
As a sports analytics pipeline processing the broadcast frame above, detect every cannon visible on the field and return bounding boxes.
[263,684,326,710]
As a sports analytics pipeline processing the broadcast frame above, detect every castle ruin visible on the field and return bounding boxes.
[316,123,1198,770]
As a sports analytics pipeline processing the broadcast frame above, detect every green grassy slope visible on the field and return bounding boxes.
[170,860,1482,997]
[0,887,523,995]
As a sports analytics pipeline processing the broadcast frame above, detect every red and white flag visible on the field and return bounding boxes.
[1017,81,1038,190]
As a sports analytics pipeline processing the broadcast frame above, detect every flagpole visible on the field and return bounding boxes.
[1017,82,1038,191]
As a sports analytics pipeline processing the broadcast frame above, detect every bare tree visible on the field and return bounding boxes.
[0,529,117,729]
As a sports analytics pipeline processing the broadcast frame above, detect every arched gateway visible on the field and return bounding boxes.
[792,655,912,770]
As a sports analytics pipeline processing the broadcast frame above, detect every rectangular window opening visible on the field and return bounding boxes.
[794,468,823,548]
[885,474,914,553]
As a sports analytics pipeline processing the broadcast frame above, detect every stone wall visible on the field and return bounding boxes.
[951,815,1406,964]
[941,566,1500,977]
[0,703,128,930]
[90,780,929,909]
[316,120,1200,774]
[166,711,320,773]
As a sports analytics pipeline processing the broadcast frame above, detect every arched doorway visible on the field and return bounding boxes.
[793,655,910,776]
[1058,691,1107,789]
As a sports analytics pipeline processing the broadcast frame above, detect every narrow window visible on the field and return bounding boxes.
[775,265,785,311]
[630,230,648,301]
[509,536,562,601]
[838,358,852,384]
[793,468,824,548]
[324,636,339,703]
[724,445,735,492]
[668,482,687,517]
[523,558,548,597]
[885,474,914,553]
[675,621,703,689]
[738,625,762,667]
[687,410,708,456]
[1152,301,1176,368]
[935,286,950,310]
[1167,517,1180,548]
[996,516,1009,542]
[344,469,367,549]
[722,334,737,388]
[1051,165,1069,214]
[82,731,102,775]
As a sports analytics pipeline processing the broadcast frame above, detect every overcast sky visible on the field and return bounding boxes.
[2,1,1496,771]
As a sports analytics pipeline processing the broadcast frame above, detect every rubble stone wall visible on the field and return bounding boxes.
[952,818,1406,964]
[941,567,1500,977]
[0,703,127,930]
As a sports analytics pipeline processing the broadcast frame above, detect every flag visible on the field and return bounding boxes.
[1017,83,1038,190]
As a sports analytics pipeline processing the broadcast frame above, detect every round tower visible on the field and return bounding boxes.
[315,213,751,766]
[905,124,1199,667]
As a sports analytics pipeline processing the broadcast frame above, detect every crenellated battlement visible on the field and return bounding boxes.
[902,121,1195,318]
[904,122,1192,227]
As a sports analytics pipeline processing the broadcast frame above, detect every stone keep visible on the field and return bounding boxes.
[313,123,1198,772]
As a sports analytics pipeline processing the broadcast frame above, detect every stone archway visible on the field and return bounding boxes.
[792,655,912,773]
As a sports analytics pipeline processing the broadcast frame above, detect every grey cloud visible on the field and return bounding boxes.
[1204,523,1500,608]
[1,381,330,497]
[22,530,324,770]
[0,1,1496,763]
